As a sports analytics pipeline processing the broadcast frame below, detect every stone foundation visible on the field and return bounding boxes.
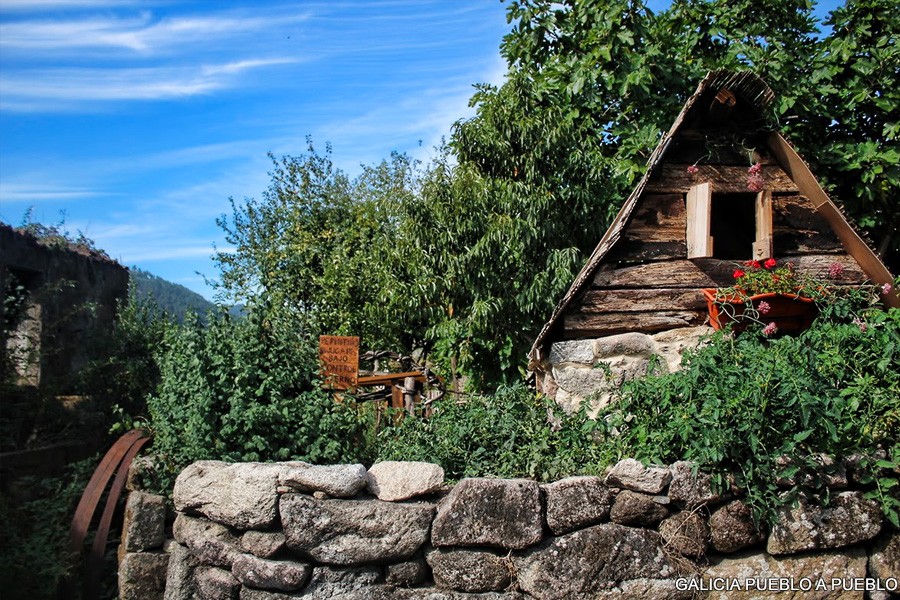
[120,458,899,600]
[538,326,713,413]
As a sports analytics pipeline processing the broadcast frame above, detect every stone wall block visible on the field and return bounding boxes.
[708,500,765,553]
[543,476,614,534]
[514,523,683,600]
[385,558,429,587]
[119,552,169,600]
[195,566,241,600]
[280,494,433,565]
[173,513,242,568]
[366,461,445,501]
[231,553,311,592]
[240,530,286,559]
[605,458,671,494]
[301,566,383,599]
[668,461,727,508]
[593,333,655,359]
[174,461,281,530]
[548,339,596,364]
[276,462,367,498]
[658,511,709,559]
[767,491,883,555]
[122,491,167,552]
[610,490,668,526]
[651,326,713,373]
[868,532,899,600]
[426,547,512,592]
[702,547,867,600]
[164,543,200,600]
[431,478,542,550]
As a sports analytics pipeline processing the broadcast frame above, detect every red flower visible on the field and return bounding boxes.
[828,262,844,278]
[762,322,778,336]
[687,165,699,175]
[764,258,777,269]
[733,269,745,279]
[748,163,762,175]
[758,301,771,315]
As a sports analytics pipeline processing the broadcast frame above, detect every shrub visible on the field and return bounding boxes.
[594,306,900,525]
[377,383,603,481]
[146,296,371,491]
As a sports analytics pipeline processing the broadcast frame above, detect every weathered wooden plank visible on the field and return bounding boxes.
[646,164,797,194]
[686,183,713,258]
[591,255,868,288]
[606,240,687,263]
[623,194,686,243]
[774,194,843,254]
[562,310,707,338]
[572,288,709,313]
[753,190,773,259]
[768,133,898,307]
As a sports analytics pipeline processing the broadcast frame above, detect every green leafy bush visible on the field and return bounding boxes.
[146,296,371,491]
[594,307,900,525]
[377,384,603,481]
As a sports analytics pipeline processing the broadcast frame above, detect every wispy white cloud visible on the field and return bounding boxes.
[0,11,312,54]
[0,0,139,10]
[0,183,107,202]
[0,58,299,109]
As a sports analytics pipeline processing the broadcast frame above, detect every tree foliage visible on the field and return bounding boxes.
[215,0,898,387]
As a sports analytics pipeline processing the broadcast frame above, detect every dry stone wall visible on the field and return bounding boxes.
[120,459,899,600]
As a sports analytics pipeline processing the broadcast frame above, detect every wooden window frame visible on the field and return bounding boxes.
[686,183,773,260]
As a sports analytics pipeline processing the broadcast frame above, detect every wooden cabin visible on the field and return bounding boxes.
[529,71,897,412]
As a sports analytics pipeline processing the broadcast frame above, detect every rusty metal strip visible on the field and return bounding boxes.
[67,429,144,554]
[61,429,147,600]
[84,434,151,600]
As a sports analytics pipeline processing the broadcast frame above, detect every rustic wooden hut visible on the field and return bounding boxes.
[528,71,897,411]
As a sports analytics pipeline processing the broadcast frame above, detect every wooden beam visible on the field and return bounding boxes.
[686,182,713,258]
[753,189,774,259]
[357,371,427,387]
[647,165,797,194]
[562,310,706,338]
[768,133,898,307]
[572,288,708,313]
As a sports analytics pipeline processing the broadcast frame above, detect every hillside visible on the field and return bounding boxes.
[130,267,215,322]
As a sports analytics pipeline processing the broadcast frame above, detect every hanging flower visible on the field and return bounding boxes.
[853,317,867,333]
[883,283,893,295]
[828,262,844,279]
[687,165,700,175]
[747,163,765,192]
[762,322,778,336]
[757,301,771,315]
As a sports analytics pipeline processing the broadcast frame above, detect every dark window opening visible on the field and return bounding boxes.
[711,193,756,259]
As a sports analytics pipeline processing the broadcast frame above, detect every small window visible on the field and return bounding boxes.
[686,183,773,260]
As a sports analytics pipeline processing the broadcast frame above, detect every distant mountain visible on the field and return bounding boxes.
[130,267,215,322]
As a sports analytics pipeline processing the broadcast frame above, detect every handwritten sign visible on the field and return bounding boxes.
[319,335,359,390]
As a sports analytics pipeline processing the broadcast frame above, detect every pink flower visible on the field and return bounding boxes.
[762,322,778,336]
[747,173,766,192]
[733,269,745,279]
[687,165,700,175]
[828,262,844,278]
[883,283,893,295]
[758,301,771,315]
[853,317,867,333]
[764,258,777,269]
[748,162,762,175]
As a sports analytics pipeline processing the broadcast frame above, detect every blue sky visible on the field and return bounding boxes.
[0,0,510,299]
[0,0,843,301]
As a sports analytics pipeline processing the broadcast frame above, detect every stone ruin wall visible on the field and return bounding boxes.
[538,326,713,414]
[119,458,898,600]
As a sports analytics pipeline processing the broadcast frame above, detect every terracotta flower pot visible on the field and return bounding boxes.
[702,289,818,333]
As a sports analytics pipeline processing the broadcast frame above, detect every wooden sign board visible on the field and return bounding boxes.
[319,335,359,390]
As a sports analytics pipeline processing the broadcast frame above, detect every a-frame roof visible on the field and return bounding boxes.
[529,70,897,364]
